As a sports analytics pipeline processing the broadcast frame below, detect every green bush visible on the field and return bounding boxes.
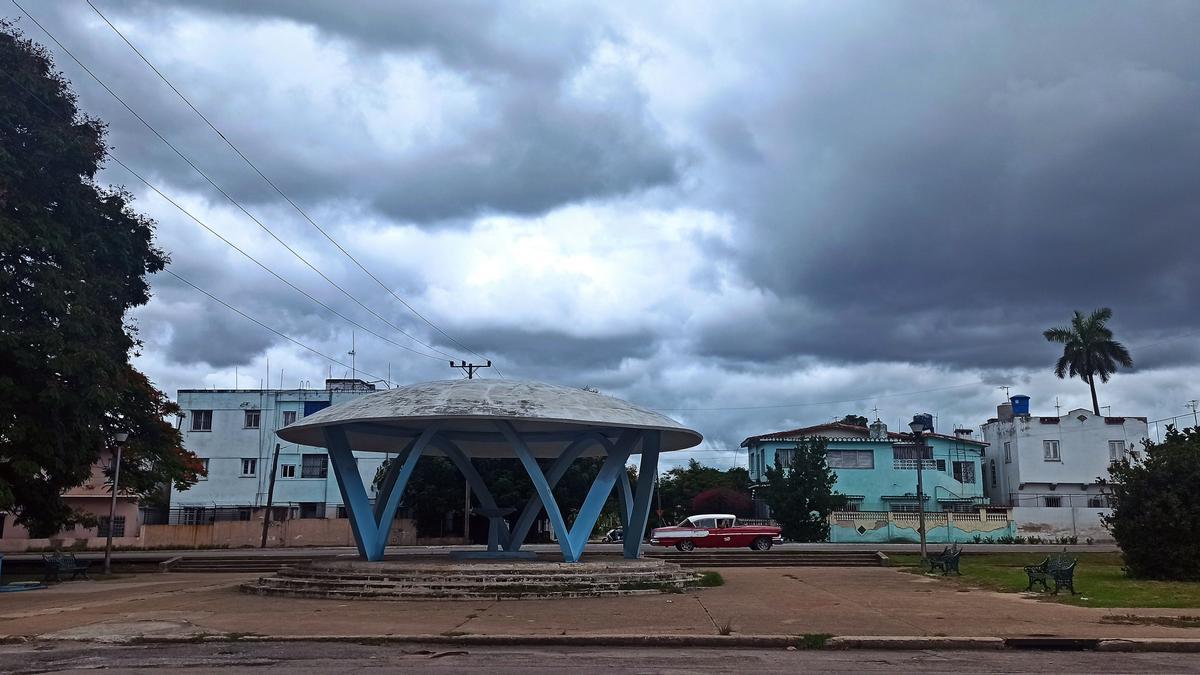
[1103,426,1200,580]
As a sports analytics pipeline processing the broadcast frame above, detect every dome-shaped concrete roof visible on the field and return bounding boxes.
[276,379,702,457]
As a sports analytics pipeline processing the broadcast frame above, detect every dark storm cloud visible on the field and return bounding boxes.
[22,1,681,225]
[687,2,1200,370]
[448,327,658,373]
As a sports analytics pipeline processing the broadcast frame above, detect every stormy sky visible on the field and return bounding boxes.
[10,1,1200,465]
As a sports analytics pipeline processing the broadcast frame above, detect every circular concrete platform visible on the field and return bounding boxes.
[240,557,701,600]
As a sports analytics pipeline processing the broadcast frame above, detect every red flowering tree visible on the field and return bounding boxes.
[691,487,753,517]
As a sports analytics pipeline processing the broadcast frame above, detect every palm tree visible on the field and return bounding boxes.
[1043,308,1133,415]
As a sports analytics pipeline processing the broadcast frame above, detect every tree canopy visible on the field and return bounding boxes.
[656,459,750,525]
[1043,307,1133,415]
[1102,426,1200,580]
[760,438,846,541]
[0,25,202,535]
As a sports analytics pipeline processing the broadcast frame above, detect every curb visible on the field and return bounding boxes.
[10,633,1200,652]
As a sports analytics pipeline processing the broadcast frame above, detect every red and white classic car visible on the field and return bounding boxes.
[649,513,783,551]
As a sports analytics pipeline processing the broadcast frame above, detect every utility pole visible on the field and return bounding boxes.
[103,432,129,575]
[450,360,491,379]
[261,443,282,548]
[1187,400,1199,427]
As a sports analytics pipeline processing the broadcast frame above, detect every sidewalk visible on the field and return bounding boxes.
[1,566,1194,645]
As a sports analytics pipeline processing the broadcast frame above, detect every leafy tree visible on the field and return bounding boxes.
[1043,308,1133,415]
[839,414,868,427]
[692,487,752,516]
[1102,426,1200,580]
[0,25,202,536]
[760,438,846,541]
[657,460,750,525]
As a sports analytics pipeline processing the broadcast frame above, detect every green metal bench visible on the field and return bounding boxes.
[42,553,92,582]
[928,545,962,575]
[1024,554,1076,595]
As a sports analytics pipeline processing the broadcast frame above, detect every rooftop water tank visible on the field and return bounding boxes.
[1010,395,1031,416]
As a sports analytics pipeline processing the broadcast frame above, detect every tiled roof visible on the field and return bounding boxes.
[741,422,987,447]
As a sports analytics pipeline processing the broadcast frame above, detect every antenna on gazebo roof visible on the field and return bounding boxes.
[451,360,492,379]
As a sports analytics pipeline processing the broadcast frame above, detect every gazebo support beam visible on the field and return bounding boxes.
[325,425,439,561]
[504,432,610,552]
[624,430,661,560]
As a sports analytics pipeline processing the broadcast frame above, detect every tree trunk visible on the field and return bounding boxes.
[1088,374,1100,415]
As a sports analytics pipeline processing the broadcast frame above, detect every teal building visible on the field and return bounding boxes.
[742,420,989,514]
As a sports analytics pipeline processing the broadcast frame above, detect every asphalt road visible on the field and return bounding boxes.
[0,642,1196,674]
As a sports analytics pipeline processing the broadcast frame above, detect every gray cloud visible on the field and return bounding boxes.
[9,1,1198,458]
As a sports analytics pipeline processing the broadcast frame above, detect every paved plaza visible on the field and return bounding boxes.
[3,566,1197,642]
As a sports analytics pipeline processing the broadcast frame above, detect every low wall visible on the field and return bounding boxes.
[1011,506,1112,542]
[142,517,419,549]
[829,510,1015,544]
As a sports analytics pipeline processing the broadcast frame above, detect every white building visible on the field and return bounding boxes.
[979,394,1148,541]
[172,379,386,522]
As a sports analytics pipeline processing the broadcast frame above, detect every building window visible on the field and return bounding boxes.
[280,464,296,479]
[1003,442,1011,463]
[952,461,976,484]
[1043,440,1061,461]
[238,508,253,522]
[197,458,209,479]
[1044,496,1062,508]
[842,498,864,512]
[828,450,874,469]
[301,454,328,478]
[335,506,348,519]
[299,502,325,519]
[282,411,297,426]
[98,516,126,537]
[1108,440,1127,463]
[191,409,213,432]
[241,458,257,476]
[244,409,261,429]
[749,453,756,476]
[1087,496,1109,508]
[936,459,947,472]
[989,459,997,487]
[775,448,796,468]
[891,502,921,513]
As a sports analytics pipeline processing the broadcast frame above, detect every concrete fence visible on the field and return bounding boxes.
[1011,506,1112,542]
[828,509,1016,543]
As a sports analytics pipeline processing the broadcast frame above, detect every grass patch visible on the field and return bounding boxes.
[889,552,1200,608]
[795,633,831,649]
[697,571,724,588]
[717,617,734,635]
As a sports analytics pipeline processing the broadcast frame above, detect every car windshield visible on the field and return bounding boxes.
[676,518,692,527]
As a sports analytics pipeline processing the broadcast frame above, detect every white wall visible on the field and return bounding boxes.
[1011,506,1112,542]
[982,405,1147,505]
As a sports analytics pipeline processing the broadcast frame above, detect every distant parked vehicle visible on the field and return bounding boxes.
[649,514,783,552]
[601,528,624,543]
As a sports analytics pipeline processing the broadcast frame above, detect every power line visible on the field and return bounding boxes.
[84,0,502,376]
[654,381,985,412]
[163,268,385,382]
[12,0,462,364]
[0,64,445,364]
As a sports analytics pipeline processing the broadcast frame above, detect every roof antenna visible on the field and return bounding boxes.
[998,385,1011,399]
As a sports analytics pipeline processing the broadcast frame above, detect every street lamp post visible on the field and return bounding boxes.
[103,431,129,576]
[908,418,929,563]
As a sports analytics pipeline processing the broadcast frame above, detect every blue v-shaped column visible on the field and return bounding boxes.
[325,425,438,561]
[498,420,640,562]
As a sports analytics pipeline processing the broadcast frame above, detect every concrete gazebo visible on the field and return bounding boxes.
[276,379,702,563]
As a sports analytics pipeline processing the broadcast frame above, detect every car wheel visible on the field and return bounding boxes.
[752,537,772,551]
[676,540,695,552]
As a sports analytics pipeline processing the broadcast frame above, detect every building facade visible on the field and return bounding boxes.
[981,395,1149,509]
[172,379,387,521]
[743,420,990,513]
[0,448,142,552]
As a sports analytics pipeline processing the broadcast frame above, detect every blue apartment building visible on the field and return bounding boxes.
[743,419,1015,542]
